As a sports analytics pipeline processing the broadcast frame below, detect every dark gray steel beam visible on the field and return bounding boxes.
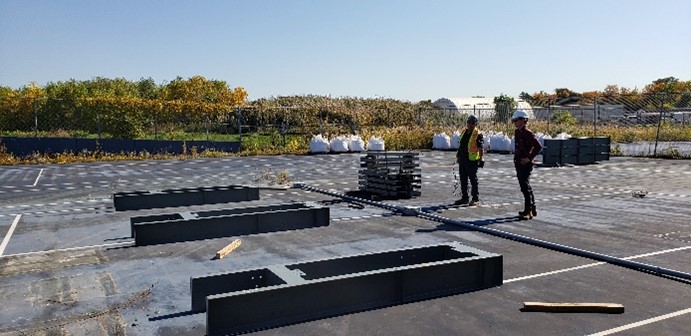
[199,242,502,335]
[130,202,310,237]
[113,185,260,211]
[133,206,329,246]
[295,183,691,283]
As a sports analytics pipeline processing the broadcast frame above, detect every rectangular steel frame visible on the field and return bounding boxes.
[132,203,329,246]
[113,185,260,211]
[130,203,309,237]
[192,242,503,335]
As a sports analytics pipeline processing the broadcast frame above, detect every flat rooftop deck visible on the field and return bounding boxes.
[0,152,689,335]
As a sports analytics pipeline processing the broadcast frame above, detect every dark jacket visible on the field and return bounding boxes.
[514,127,542,163]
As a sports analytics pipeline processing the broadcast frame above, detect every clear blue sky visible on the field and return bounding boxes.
[1,0,690,102]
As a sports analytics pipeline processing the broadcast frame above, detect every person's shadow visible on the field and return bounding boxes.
[416,209,521,232]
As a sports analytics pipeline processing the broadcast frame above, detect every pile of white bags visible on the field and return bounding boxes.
[433,131,561,154]
[309,134,384,153]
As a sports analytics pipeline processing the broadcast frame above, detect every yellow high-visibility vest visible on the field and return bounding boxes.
[460,128,481,161]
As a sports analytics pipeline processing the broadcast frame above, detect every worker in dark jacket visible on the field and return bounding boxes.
[512,110,542,219]
[455,115,484,206]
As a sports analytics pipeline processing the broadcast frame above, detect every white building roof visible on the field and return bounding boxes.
[433,97,535,119]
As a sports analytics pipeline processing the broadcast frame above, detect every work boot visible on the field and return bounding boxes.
[454,196,469,205]
[468,198,480,206]
[518,210,533,220]
[531,206,537,217]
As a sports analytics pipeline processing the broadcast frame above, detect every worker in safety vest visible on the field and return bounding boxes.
[455,115,484,206]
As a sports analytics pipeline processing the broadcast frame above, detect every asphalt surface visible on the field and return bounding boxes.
[0,152,689,336]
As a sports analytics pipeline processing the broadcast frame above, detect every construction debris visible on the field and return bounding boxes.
[522,302,625,314]
[632,190,648,198]
[215,239,241,260]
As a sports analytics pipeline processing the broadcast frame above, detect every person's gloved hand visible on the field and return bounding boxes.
[478,160,485,168]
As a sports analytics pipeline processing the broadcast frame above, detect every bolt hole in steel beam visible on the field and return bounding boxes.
[193,242,502,335]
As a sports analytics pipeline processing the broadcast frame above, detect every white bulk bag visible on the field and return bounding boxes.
[349,135,366,152]
[309,134,330,153]
[432,133,451,150]
[450,131,462,150]
[489,132,509,152]
[555,132,572,139]
[330,136,349,153]
[367,137,385,151]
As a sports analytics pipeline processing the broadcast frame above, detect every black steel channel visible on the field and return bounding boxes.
[295,183,691,283]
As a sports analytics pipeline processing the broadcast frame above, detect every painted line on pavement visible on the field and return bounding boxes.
[504,246,691,283]
[33,168,44,186]
[0,215,22,256]
[587,308,691,336]
[0,240,134,258]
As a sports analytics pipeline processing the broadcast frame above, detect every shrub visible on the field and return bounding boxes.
[551,111,578,126]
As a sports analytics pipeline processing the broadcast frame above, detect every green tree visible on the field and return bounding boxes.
[163,76,246,106]
[136,77,160,99]
[493,94,516,123]
[551,110,577,126]
[643,77,679,94]
[85,77,138,97]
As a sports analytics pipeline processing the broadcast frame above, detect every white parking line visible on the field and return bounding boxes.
[0,240,134,258]
[0,215,22,256]
[33,168,44,186]
[504,246,691,283]
[587,308,691,336]
[504,262,605,283]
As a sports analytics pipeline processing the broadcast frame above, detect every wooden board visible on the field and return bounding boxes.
[522,302,624,314]
[215,239,242,259]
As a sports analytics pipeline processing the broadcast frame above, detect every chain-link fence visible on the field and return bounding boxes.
[528,92,691,156]
[2,92,690,157]
[0,97,237,141]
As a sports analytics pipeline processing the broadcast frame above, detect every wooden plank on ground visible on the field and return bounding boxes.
[215,239,241,260]
[522,302,625,314]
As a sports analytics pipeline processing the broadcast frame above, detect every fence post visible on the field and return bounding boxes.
[653,93,665,156]
[319,109,324,135]
[33,99,38,137]
[547,104,551,134]
[205,116,210,142]
[97,108,102,140]
[153,108,158,140]
[236,108,242,145]
[593,97,597,137]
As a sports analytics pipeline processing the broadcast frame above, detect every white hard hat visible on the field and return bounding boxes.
[512,110,529,120]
